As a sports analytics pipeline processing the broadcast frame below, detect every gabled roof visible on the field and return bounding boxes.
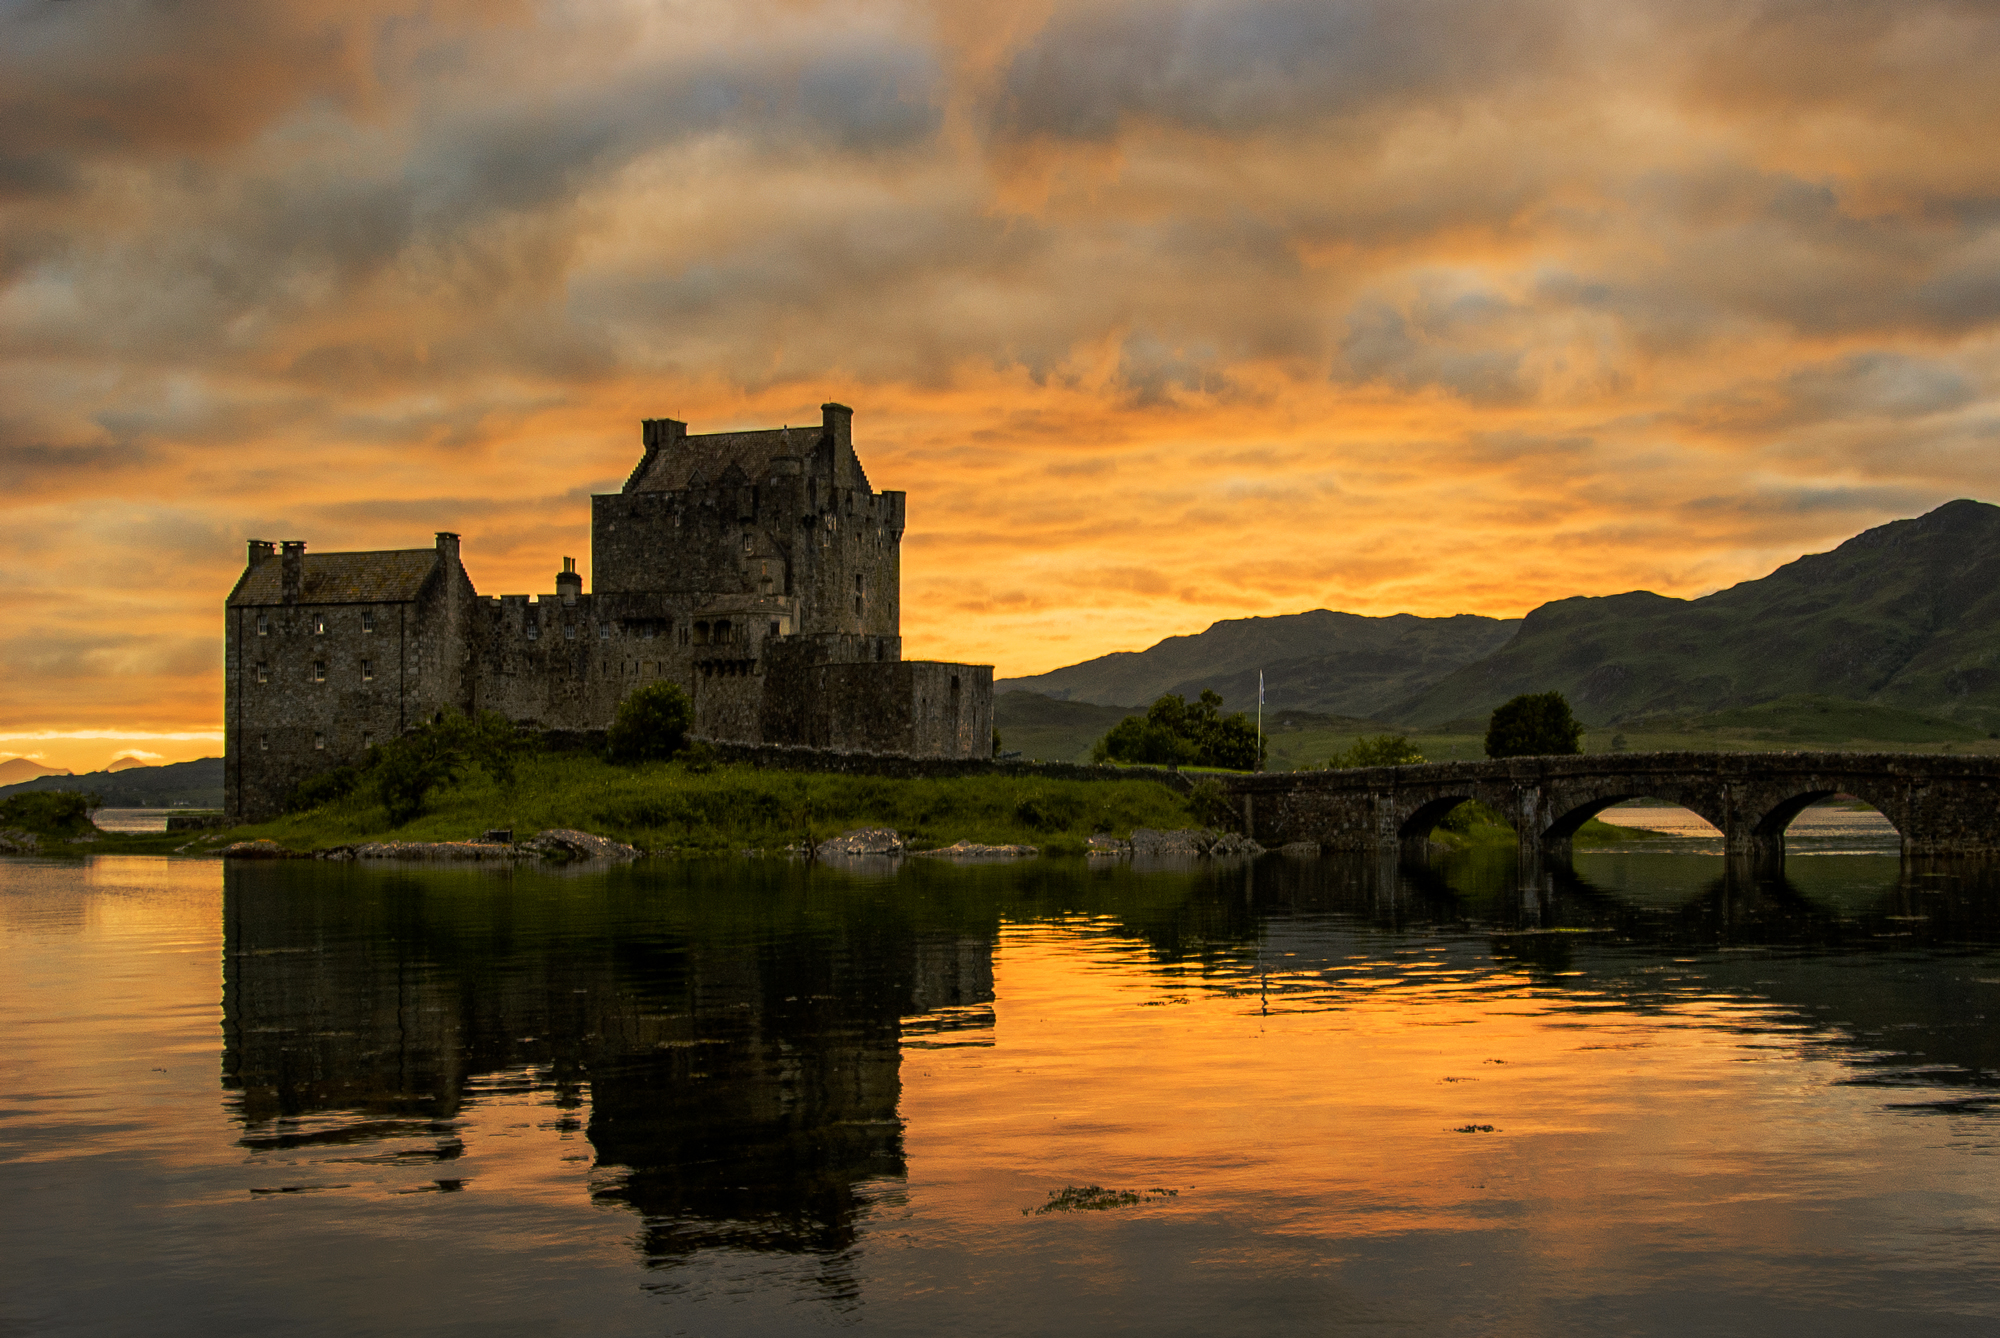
[633,427,811,492]
[228,550,440,606]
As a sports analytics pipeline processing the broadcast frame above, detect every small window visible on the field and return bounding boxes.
[742,535,754,553]
[642,623,656,641]
[313,661,326,683]
[256,615,269,637]
[362,612,376,633]
[313,732,325,751]
[255,662,268,684]
[769,620,780,638]
[259,735,268,752]
[313,617,326,636]
[715,620,732,645]
[598,623,609,641]
[855,574,864,592]
[362,731,374,750]
[564,624,576,640]
[361,659,374,682]
[854,596,863,617]
[527,623,539,641]
[693,621,709,646]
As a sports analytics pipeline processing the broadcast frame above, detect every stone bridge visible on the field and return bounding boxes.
[1223,752,2000,863]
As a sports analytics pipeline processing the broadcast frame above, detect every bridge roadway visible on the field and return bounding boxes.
[1222,751,2000,863]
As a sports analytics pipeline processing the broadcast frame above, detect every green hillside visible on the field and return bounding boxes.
[996,610,1520,716]
[1391,499,2000,730]
[0,757,224,809]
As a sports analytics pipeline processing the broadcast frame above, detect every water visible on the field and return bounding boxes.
[2,849,1996,1335]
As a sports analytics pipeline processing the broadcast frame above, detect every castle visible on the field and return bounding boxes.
[224,403,995,821]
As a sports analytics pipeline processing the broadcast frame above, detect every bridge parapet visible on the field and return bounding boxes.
[1222,751,2000,862]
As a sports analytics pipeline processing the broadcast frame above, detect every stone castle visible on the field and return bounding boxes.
[224,403,994,821]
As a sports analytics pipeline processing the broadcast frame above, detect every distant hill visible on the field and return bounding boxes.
[996,610,1522,716]
[0,757,70,785]
[0,757,224,809]
[1391,499,2000,729]
[107,756,153,772]
[992,692,1138,763]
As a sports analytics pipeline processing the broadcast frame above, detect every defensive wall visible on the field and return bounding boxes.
[1223,751,2000,862]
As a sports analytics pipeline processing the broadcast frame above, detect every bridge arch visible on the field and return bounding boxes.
[1398,794,1484,845]
[1749,786,1905,848]
[1536,781,1732,855]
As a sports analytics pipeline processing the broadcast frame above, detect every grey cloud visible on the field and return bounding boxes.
[1336,297,1528,403]
[994,0,1569,142]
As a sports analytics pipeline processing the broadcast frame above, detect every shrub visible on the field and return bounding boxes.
[368,710,525,825]
[1093,690,1263,770]
[1328,735,1425,768]
[286,765,362,813]
[608,682,695,762]
[0,790,100,835]
[1485,692,1585,759]
[1187,777,1238,830]
[680,740,719,774]
[1437,799,1509,833]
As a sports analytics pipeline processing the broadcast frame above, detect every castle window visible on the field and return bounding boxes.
[715,620,732,645]
[259,735,268,751]
[742,535,754,553]
[363,731,374,749]
[313,661,326,683]
[256,662,268,684]
[362,659,374,682]
[256,615,269,637]
[527,623,540,640]
[598,623,609,640]
[769,620,780,639]
[362,612,376,633]
[642,623,656,641]
[855,574,864,591]
[854,596,863,617]
[313,732,325,751]
[694,622,709,646]
[313,617,326,636]
[565,624,576,640]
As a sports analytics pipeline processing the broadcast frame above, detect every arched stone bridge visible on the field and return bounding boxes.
[1222,752,2000,863]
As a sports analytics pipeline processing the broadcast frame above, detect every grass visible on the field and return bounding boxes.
[105,751,1199,857]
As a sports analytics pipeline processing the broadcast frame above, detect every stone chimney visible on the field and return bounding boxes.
[821,402,853,454]
[436,532,461,565]
[280,541,305,604]
[556,556,581,605]
[626,418,686,493]
[247,539,275,565]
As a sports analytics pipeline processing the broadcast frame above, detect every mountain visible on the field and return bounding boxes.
[996,610,1522,717]
[106,756,153,772]
[0,757,70,785]
[1391,499,2000,730]
[0,757,224,809]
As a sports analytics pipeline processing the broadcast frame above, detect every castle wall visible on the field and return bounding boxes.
[760,646,992,759]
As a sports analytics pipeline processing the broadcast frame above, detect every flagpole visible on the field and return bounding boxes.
[1256,670,1264,772]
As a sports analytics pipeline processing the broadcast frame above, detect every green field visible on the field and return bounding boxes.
[1002,691,2000,773]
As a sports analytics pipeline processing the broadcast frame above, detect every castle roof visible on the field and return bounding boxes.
[228,549,439,606]
[630,427,809,492]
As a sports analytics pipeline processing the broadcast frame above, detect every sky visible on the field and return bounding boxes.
[3,0,1998,771]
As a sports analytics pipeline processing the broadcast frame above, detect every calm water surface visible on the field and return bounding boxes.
[2,846,1997,1335]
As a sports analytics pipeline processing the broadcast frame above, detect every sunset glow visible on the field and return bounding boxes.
[4,0,1998,769]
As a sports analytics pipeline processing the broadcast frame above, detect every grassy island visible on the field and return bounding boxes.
[122,752,1201,857]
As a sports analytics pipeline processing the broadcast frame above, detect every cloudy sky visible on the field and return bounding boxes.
[3,0,1997,769]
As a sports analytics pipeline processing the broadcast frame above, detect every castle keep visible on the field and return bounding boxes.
[224,404,994,821]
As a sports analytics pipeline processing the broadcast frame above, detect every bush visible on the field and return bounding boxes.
[1093,690,1263,770]
[1187,777,1238,830]
[370,710,527,825]
[1485,692,1585,759]
[0,790,100,835]
[608,682,695,763]
[1329,735,1425,768]
[1437,799,1508,833]
[286,765,363,813]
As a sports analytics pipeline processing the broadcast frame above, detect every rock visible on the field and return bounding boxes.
[1129,827,1205,857]
[522,829,642,862]
[1278,841,1322,857]
[913,839,1039,859]
[479,828,513,845]
[220,839,297,859]
[0,828,40,855]
[815,828,905,859]
[1086,833,1131,856]
[1206,831,1266,858]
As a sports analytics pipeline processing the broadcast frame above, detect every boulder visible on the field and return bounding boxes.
[219,839,297,859]
[815,828,905,859]
[524,829,642,862]
[0,828,40,855]
[913,839,1039,859]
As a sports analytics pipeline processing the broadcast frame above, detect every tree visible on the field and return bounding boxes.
[1485,692,1585,758]
[608,681,695,762]
[1329,735,1426,768]
[371,710,530,825]
[1092,690,1264,770]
